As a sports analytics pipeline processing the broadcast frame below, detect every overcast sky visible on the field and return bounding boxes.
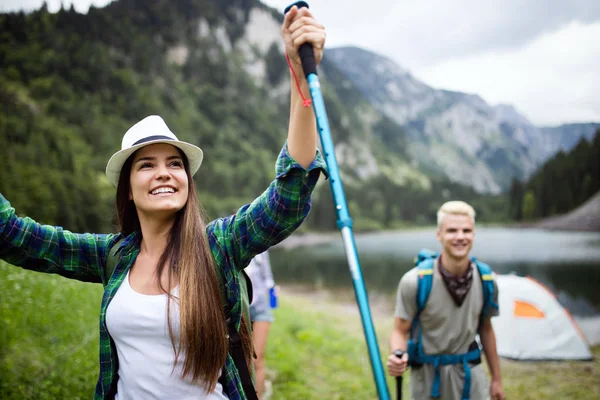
[2,0,599,126]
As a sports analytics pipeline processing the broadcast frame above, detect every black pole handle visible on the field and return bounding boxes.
[284,1,318,78]
[393,350,405,400]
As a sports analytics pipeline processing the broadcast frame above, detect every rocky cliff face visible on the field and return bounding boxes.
[160,6,597,195]
[325,46,600,193]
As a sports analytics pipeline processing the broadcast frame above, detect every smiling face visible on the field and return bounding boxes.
[129,143,189,219]
[436,213,475,261]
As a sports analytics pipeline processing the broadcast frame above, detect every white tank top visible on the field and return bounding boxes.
[106,271,228,400]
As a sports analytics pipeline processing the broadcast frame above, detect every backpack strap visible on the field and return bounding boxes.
[415,257,435,316]
[414,248,438,268]
[471,258,498,329]
[217,268,258,400]
[407,251,436,363]
[104,237,125,286]
[227,269,257,400]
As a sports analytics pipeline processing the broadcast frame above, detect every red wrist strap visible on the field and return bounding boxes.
[286,53,312,108]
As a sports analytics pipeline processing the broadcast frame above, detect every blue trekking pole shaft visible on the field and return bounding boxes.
[284,3,390,399]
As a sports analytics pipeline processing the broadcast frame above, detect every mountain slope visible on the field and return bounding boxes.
[2,0,508,233]
[326,46,600,193]
[508,129,600,226]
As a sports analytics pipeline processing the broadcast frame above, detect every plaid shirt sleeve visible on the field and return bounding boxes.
[0,193,111,283]
[207,142,325,400]
[208,142,326,271]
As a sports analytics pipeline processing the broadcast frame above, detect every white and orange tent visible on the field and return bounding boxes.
[491,274,593,361]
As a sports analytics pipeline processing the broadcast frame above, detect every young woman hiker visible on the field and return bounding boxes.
[0,5,326,400]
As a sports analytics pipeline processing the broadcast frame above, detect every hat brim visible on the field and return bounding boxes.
[105,139,204,187]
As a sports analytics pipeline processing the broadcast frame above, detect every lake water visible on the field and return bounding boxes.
[270,228,600,318]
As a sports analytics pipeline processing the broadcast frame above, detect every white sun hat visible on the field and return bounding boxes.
[105,115,203,187]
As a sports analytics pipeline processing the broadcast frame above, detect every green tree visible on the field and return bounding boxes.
[508,177,524,220]
[522,190,536,220]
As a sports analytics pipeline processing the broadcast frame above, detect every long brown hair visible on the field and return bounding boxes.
[115,147,252,391]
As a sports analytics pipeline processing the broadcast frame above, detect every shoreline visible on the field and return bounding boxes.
[278,284,600,347]
[275,224,600,250]
[274,231,340,249]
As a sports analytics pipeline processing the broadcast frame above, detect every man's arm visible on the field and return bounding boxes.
[389,317,411,353]
[387,317,411,376]
[480,317,505,400]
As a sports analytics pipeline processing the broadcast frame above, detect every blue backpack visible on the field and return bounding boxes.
[406,249,498,400]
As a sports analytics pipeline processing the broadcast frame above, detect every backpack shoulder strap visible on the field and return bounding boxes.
[414,248,438,268]
[472,258,498,326]
[240,269,253,312]
[407,253,435,356]
[214,264,253,317]
[415,256,435,312]
[105,237,125,285]
[410,250,437,335]
[217,266,257,400]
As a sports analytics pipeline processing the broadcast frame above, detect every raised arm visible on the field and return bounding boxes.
[0,193,114,283]
[207,143,326,270]
[206,6,327,269]
[282,5,325,168]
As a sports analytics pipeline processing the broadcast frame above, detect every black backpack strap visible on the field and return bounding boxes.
[241,269,253,312]
[218,269,258,400]
[105,237,125,285]
[220,317,259,400]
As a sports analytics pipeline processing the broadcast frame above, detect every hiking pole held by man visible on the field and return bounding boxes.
[283,2,390,399]
[393,350,405,400]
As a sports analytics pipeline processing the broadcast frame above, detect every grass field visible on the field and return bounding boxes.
[1,261,598,399]
[274,289,600,400]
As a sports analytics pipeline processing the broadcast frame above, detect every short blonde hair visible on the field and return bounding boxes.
[437,201,476,227]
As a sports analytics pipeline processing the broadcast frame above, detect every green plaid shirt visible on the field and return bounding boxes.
[0,143,326,399]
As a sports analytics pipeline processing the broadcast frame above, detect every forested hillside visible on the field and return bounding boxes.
[0,0,511,233]
[1,0,286,233]
[508,129,600,221]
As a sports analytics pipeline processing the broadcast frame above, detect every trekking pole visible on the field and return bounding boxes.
[393,350,405,400]
[283,2,390,399]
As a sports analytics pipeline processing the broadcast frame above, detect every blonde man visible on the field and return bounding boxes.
[387,201,505,400]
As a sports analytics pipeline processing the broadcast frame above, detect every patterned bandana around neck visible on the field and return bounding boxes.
[438,255,473,306]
